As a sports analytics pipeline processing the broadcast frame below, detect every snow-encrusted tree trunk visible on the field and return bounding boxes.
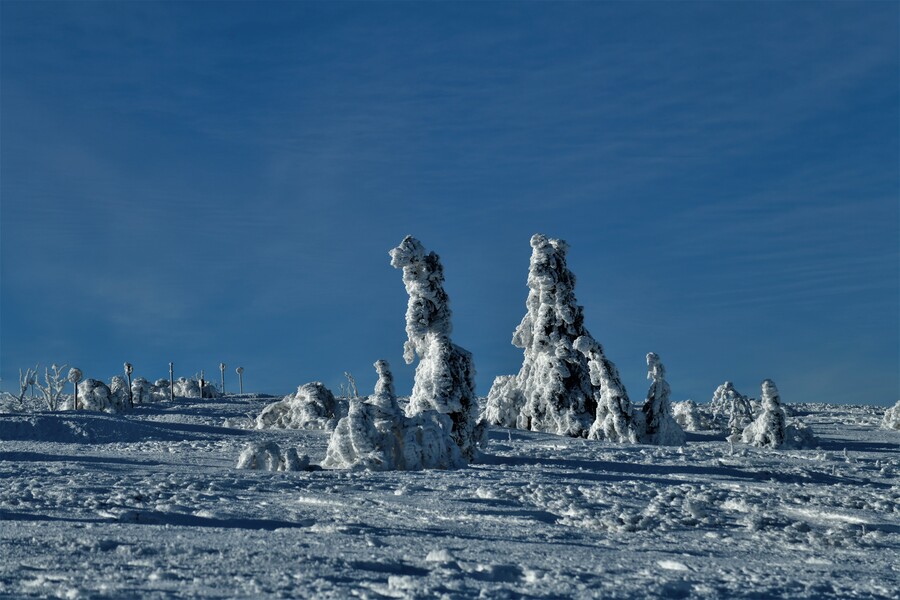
[574,336,638,443]
[640,353,685,446]
[487,234,622,438]
[742,379,786,448]
[389,236,483,461]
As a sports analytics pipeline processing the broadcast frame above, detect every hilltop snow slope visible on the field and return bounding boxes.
[1,396,898,599]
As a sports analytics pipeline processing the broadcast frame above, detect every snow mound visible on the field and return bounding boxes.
[255,382,340,430]
[322,361,464,471]
[390,235,483,461]
[236,442,311,471]
[883,400,900,430]
[639,353,685,446]
[72,379,129,413]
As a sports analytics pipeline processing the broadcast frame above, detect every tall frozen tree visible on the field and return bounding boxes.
[640,352,685,446]
[486,234,619,438]
[742,379,786,448]
[389,235,483,460]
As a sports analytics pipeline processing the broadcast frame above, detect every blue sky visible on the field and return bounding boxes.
[2,1,897,406]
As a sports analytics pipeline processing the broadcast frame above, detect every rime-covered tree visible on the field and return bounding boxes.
[884,400,900,431]
[389,235,483,461]
[574,336,638,443]
[487,234,620,438]
[640,353,685,445]
[256,382,340,430]
[710,381,753,435]
[742,379,786,448]
[323,360,463,471]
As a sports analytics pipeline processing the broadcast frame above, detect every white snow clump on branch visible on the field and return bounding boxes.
[883,400,900,430]
[236,442,310,471]
[389,235,483,461]
[322,361,464,471]
[255,382,340,430]
[639,353,685,446]
[486,234,632,440]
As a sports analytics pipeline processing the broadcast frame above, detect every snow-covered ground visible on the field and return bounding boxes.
[1,396,897,599]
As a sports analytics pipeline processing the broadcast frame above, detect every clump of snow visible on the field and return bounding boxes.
[255,382,340,430]
[151,378,172,401]
[574,336,638,443]
[322,361,464,471]
[390,235,483,461]
[236,442,310,471]
[487,234,629,439]
[639,353,685,446]
[742,379,786,448]
[131,377,152,405]
[673,400,707,431]
[882,400,900,430]
[783,419,818,449]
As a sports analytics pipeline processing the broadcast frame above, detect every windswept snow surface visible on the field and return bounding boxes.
[1,396,898,598]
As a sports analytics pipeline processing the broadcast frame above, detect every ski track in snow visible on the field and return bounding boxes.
[1,397,898,599]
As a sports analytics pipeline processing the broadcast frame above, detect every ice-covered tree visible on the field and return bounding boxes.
[322,361,463,471]
[236,442,310,471]
[389,235,483,461]
[109,376,131,411]
[640,353,685,446]
[742,379,786,448]
[76,379,113,412]
[35,364,68,411]
[575,336,638,443]
[884,400,900,431]
[256,382,341,430]
[710,381,753,435]
[486,234,623,438]
[672,400,707,432]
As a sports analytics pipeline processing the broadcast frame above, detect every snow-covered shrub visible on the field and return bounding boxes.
[35,364,68,411]
[109,376,131,411]
[483,375,524,428]
[255,382,340,430]
[130,377,152,405]
[784,419,818,449]
[742,380,786,448]
[710,381,753,435]
[390,235,483,461]
[673,400,707,432]
[639,353,685,446]
[575,336,638,443]
[173,377,201,398]
[151,378,171,401]
[322,361,464,471]
[486,234,629,440]
[882,400,900,431]
[76,379,114,412]
[236,442,310,471]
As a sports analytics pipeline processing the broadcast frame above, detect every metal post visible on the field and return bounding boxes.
[199,370,204,399]
[219,363,226,395]
[169,362,174,402]
[124,362,134,407]
[236,366,244,395]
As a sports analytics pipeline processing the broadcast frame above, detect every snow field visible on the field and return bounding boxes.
[1,395,898,598]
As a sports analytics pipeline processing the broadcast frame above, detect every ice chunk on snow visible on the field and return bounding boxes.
[255,382,340,430]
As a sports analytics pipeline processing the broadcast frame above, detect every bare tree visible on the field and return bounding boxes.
[36,363,68,411]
